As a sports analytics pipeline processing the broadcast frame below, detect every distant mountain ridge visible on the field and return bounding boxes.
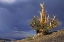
[0,38,9,40]
[0,37,18,41]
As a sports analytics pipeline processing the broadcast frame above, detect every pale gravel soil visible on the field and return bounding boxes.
[16,29,64,42]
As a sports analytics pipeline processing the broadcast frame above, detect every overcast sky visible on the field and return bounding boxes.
[0,0,64,39]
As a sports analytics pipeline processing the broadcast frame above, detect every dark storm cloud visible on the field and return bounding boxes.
[0,0,34,38]
[0,0,64,38]
[0,0,33,32]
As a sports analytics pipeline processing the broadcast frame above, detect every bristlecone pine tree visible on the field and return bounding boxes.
[29,3,60,36]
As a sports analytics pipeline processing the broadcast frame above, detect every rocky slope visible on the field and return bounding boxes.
[16,29,64,42]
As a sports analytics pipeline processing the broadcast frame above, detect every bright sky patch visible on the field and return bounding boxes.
[0,0,16,4]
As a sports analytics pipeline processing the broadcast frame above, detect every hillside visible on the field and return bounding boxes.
[16,29,64,42]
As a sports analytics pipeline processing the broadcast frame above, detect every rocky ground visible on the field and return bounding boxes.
[15,29,64,42]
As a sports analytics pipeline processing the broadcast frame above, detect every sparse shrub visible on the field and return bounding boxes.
[26,36,33,40]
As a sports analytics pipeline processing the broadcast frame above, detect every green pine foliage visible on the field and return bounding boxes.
[29,16,60,34]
